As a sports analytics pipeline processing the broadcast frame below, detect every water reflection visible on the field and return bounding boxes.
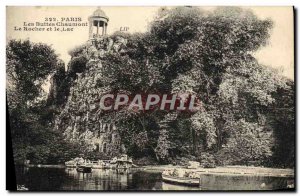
[15,166,292,191]
[63,168,134,190]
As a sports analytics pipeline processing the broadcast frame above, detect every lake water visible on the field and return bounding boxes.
[15,166,293,191]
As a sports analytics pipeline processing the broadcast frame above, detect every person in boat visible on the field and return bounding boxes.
[171,169,177,176]
[177,169,186,177]
[188,171,200,179]
[162,169,172,176]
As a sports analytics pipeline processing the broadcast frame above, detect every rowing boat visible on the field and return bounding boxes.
[162,174,200,186]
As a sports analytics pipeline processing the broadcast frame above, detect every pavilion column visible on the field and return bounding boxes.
[96,20,99,35]
[104,23,107,35]
[102,22,105,36]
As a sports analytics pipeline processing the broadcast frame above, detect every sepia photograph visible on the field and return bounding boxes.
[6,6,295,191]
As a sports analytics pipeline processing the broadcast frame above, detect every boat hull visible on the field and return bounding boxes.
[162,174,200,187]
[76,166,92,173]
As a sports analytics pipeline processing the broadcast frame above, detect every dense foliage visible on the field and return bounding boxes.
[7,40,81,164]
[96,7,294,167]
[7,7,294,167]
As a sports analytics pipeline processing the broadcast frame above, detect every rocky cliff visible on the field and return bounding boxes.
[54,35,128,157]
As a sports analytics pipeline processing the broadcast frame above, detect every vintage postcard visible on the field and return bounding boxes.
[6,6,295,191]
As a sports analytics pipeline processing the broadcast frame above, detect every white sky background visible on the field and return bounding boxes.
[6,6,294,80]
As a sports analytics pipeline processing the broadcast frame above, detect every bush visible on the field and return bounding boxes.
[67,55,88,78]
[200,153,216,168]
[134,157,158,166]
[171,155,197,166]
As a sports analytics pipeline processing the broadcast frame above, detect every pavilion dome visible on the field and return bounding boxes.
[92,7,109,19]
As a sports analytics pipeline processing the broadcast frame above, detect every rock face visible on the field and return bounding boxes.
[54,36,128,157]
[48,59,67,105]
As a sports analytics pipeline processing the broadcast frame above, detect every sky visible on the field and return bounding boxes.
[7,6,294,80]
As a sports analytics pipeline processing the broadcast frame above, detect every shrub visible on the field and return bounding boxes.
[200,152,216,168]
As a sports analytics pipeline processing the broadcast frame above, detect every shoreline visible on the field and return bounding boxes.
[23,164,65,168]
[141,165,294,177]
[21,164,294,177]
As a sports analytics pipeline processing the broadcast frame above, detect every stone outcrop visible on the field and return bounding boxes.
[54,35,128,157]
[48,59,67,105]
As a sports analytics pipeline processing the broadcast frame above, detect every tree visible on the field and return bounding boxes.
[220,119,274,165]
[6,39,76,164]
[270,81,295,167]
[58,7,294,167]
[7,40,58,106]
